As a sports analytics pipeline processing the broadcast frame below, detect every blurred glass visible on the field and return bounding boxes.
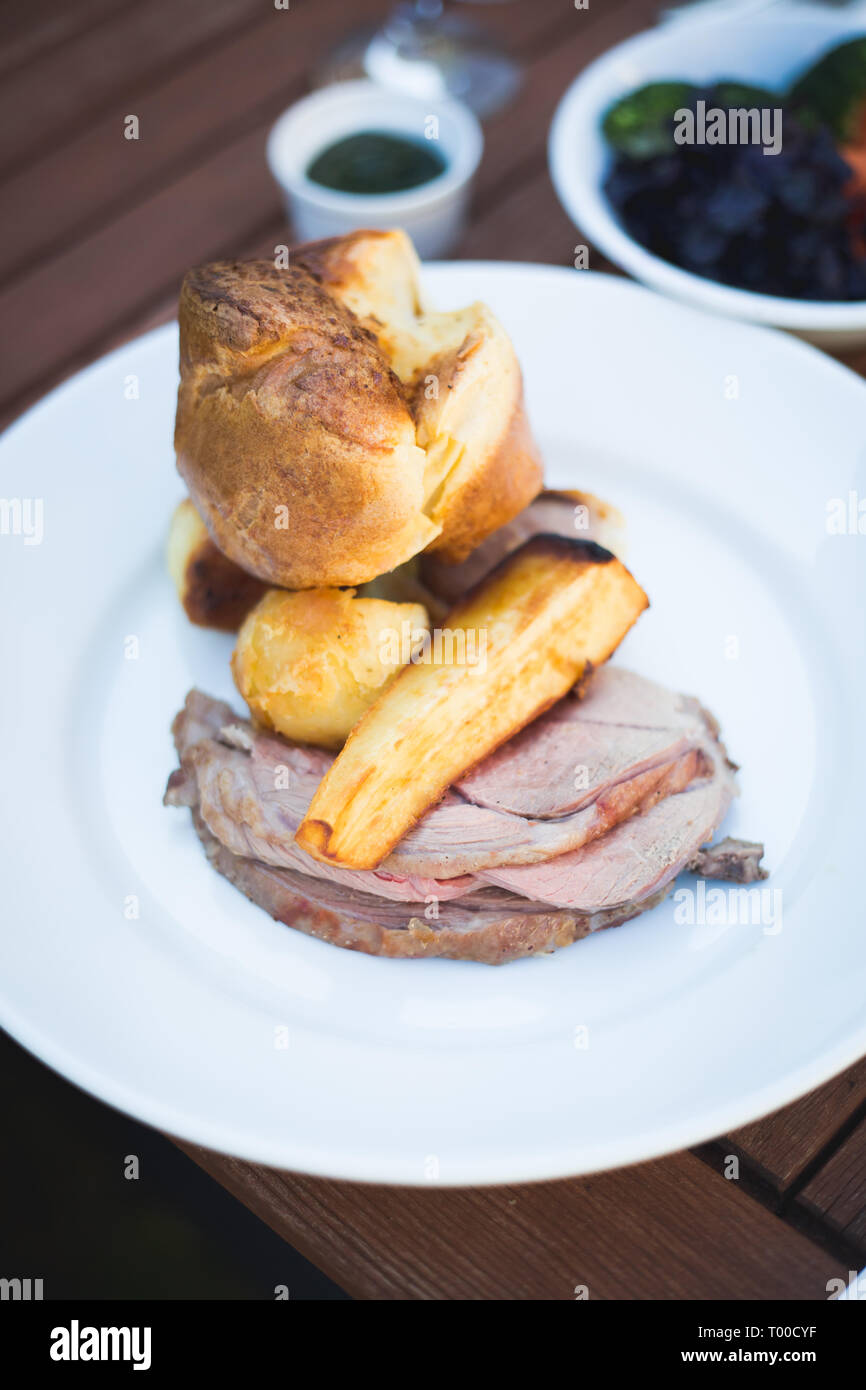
[316,1,522,118]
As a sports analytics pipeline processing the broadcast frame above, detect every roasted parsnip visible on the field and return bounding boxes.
[295,535,649,870]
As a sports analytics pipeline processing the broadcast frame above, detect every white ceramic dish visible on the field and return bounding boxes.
[1,263,865,1185]
[549,8,866,349]
[267,80,482,260]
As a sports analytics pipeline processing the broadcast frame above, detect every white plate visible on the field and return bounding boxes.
[548,8,866,348]
[1,263,865,1185]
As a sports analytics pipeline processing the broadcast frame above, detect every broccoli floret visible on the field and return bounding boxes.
[713,81,779,110]
[602,82,692,159]
[603,80,782,160]
[789,37,866,143]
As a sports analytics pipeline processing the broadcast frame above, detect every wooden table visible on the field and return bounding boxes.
[3,0,864,1299]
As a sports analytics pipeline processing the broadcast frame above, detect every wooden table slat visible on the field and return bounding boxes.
[0,0,269,177]
[0,0,632,290]
[0,0,128,79]
[0,0,390,287]
[726,1059,866,1196]
[178,1143,845,1301]
[0,123,285,419]
[796,1119,866,1258]
[463,163,578,266]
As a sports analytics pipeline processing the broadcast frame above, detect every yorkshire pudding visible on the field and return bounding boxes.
[175,230,543,588]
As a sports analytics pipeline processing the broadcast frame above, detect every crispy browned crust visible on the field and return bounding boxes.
[291,231,379,287]
[175,258,434,589]
[167,497,268,630]
[292,229,417,313]
[181,533,268,631]
[193,810,670,964]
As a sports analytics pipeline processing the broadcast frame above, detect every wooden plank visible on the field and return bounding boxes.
[0,215,286,434]
[796,1120,866,1258]
[726,1059,866,1194]
[0,0,388,286]
[0,0,268,175]
[0,0,580,183]
[463,165,578,266]
[0,0,127,78]
[176,1142,844,1300]
[465,0,579,54]
[0,122,285,419]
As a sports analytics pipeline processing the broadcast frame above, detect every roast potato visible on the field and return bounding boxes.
[232,588,429,750]
[167,498,267,630]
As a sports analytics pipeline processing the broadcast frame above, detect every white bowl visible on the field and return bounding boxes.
[549,8,866,349]
[267,80,483,261]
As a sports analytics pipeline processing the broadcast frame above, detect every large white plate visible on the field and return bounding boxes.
[1,264,864,1185]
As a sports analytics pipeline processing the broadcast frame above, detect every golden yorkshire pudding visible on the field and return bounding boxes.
[175,230,543,588]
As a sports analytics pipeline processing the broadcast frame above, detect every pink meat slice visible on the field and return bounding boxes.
[454,668,710,819]
[166,670,735,910]
[166,696,476,904]
[479,774,735,910]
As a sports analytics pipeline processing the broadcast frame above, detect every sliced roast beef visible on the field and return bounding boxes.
[166,667,765,959]
[454,668,713,819]
[167,695,477,904]
[166,668,748,917]
[167,671,724,893]
[481,776,735,910]
[191,810,673,965]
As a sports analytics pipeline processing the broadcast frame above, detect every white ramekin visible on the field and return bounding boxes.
[266,80,483,261]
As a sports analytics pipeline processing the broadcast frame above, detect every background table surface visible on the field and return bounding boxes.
[2,0,864,1299]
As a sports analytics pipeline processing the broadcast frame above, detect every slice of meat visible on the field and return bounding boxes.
[167,667,722,884]
[689,837,768,883]
[166,696,476,904]
[167,675,762,959]
[454,668,711,819]
[479,774,736,911]
[191,810,673,965]
[168,673,722,892]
